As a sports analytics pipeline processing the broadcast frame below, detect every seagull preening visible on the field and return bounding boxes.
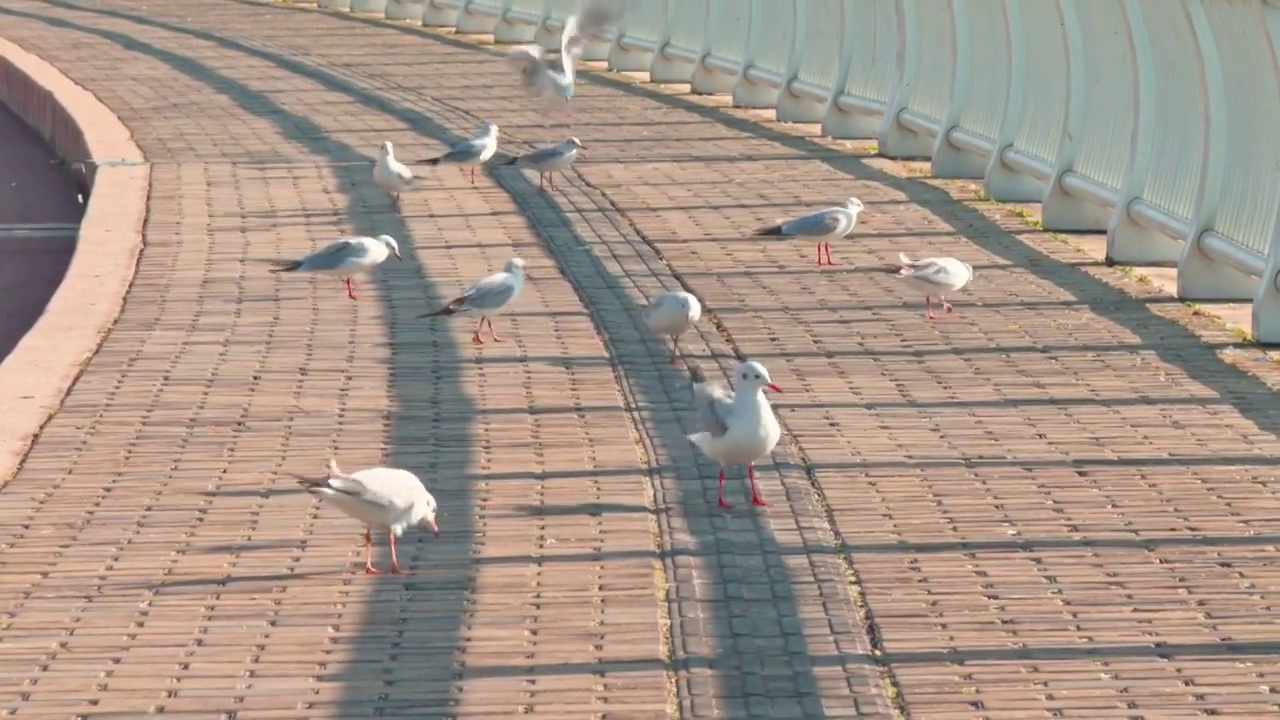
[426,121,500,186]
[892,252,973,319]
[417,257,527,344]
[290,458,439,575]
[643,290,701,365]
[500,137,587,190]
[373,140,413,211]
[268,234,402,300]
[755,197,865,267]
[686,360,783,509]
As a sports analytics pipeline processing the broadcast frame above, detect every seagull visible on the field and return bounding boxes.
[892,252,974,320]
[754,197,864,267]
[373,140,413,211]
[268,234,401,300]
[686,360,783,509]
[499,137,586,190]
[506,32,578,104]
[643,290,701,365]
[289,458,439,575]
[425,121,500,186]
[417,258,526,344]
[506,4,612,120]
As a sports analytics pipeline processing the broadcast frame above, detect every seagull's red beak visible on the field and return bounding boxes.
[766,384,782,393]
[396,252,403,261]
[429,520,439,537]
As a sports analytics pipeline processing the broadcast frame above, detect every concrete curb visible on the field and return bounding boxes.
[0,38,148,483]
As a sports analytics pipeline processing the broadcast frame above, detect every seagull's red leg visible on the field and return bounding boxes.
[345,277,358,300]
[926,295,939,321]
[470,166,477,186]
[362,529,381,574]
[549,173,557,191]
[816,243,824,266]
[823,242,834,266]
[717,468,732,509]
[538,173,544,190]
[487,316,503,342]
[669,336,681,365]
[472,317,486,344]
[943,299,954,315]
[388,532,408,575]
[749,464,768,507]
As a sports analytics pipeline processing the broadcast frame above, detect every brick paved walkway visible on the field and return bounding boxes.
[1,1,1278,718]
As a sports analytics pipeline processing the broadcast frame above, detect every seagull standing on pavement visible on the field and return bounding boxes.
[643,290,701,365]
[892,252,973,320]
[754,197,864,267]
[373,140,414,211]
[425,122,500,186]
[500,137,587,191]
[686,360,783,509]
[289,458,439,575]
[267,234,402,300]
[417,258,527,344]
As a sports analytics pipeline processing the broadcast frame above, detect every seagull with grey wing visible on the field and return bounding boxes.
[892,252,974,320]
[268,234,402,300]
[288,458,438,575]
[373,140,414,212]
[686,360,783,510]
[425,121,500,186]
[643,290,701,365]
[500,137,586,191]
[754,197,864,267]
[417,258,526,344]
[505,1,618,122]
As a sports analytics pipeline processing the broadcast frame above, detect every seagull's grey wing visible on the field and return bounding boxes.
[300,237,365,271]
[692,381,735,437]
[458,275,518,311]
[780,209,846,237]
[517,144,570,166]
[440,139,485,164]
[507,45,550,92]
[901,259,956,286]
[330,473,419,513]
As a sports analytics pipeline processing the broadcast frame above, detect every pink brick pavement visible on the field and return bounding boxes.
[0,1,1277,718]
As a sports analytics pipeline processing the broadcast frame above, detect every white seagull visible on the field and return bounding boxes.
[505,0,617,117]
[373,140,413,211]
[754,197,864,267]
[289,458,439,575]
[686,360,783,509]
[268,234,402,300]
[418,258,527,344]
[893,252,974,320]
[425,121,500,186]
[506,32,577,106]
[499,137,587,190]
[643,290,701,365]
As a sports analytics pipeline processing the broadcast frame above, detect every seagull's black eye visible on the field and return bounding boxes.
[741,373,749,380]
[754,374,761,380]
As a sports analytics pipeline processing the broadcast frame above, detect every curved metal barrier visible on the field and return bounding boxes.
[389,0,1280,342]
